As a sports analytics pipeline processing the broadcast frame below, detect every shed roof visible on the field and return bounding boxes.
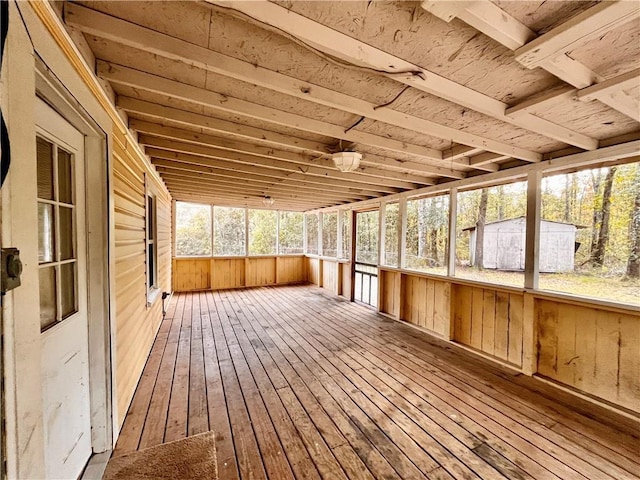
[462,217,586,232]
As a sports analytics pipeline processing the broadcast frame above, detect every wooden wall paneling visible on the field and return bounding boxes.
[432,281,451,337]
[470,287,485,350]
[617,313,640,412]
[112,127,172,425]
[507,294,525,367]
[425,279,436,331]
[246,257,277,287]
[341,262,352,300]
[481,290,496,356]
[173,258,211,291]
[211,258,245,289]
[493,292,510,360]
[321,260,338,294]
[535,299,640,413]
[307,257,320,285]
[379,270,401,318]
[277,256,306,284]
[453,284,472,346]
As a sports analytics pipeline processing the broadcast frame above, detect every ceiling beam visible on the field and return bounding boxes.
[147,149,404,194]
[68,4,553,160]
[122,97,333,156]
[98,61,446,163]
[131,119,463,179]
[170,189,336,210]
[160,174,365,204]
[515,2,640,71]
[139,135,434,187]
[421,0,638,122]
[421,0,536,50]
[203,0,593,152]
[576,68,640,121]
[153,164,375,199]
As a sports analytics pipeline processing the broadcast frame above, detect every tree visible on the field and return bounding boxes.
[626,166,640,278]
[474,188,488,270]
[590,167,617,267]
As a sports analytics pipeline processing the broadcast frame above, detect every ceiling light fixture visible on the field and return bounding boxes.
[262,195,275,207]
[332,151,362,172]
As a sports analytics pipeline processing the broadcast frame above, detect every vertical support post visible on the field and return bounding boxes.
[523,170,542,375]
[337,208,343,259]
[447,188,457,277]
[275,210,280,284]
[244,207,249,257]
[318,212,323,257]
[378,201,387,266]
[210,204,215,257]
[349,210,357,302]
[525,171,541,290]
[303,212,308,254]
[398,198,406,269]
[377,203,385,312]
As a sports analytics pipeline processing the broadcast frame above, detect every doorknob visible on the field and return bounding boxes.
[1,247,22,294]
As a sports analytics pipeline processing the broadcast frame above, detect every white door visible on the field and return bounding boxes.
[36,99,92,479]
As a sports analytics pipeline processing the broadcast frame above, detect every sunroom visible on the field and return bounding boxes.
[0,1,638,479]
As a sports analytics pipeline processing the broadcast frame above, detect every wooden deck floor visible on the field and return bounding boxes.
[113,285,640,480]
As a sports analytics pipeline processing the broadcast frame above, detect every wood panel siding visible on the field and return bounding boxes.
[537,299,640,414]
[172,258,210,292]
[452,284,524,367]
[276,256,306,285]
[321,260,340,295]
[306,257,321,286]
[246,257,277,287]
[173,256,306,291]
[379,270,401,319]
[114,286,640,480]
[400,273,451,337]
[113,127,171,426]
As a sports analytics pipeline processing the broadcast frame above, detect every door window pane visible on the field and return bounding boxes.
[57,148,73,204]
[39,267,57,330]
[38,203,55,263]
[356,210,379,264]
[305,214,318,255]
[60,263,77,319]
[322,213,338,257]
[340,211,351,260]
[37,137,54,200]
[59,207,74,261]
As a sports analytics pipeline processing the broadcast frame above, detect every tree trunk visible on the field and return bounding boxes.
[429,228,438,264]
[589,171,603,255]
[564,175,571,222]
[590,167,617,267]
[475,188,489,269]
[626,166,640,278]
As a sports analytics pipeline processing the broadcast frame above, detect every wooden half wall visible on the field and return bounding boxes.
[313,264,639,416]
[113,127,172,426]
[173,255,307,292]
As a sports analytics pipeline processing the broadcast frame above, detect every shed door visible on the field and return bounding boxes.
[37,99,92,479]
[496,228,523,270]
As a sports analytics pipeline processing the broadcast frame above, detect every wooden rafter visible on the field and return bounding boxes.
[140,136,435,188]
[428,0,639,121]
[201,0,596,151]
[98,61,445,163]
[131,120,465,179]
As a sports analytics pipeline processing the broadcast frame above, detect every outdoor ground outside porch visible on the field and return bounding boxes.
[113,285,640,480]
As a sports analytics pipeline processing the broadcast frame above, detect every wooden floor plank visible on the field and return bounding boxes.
[114,286,640,480]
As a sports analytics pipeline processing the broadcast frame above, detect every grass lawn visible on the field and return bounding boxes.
[454,267,639,306]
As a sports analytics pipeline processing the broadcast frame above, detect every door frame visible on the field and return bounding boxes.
[352,208,380,309]
[35,63,113,456]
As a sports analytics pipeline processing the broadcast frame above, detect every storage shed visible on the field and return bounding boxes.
[465,218,578,272]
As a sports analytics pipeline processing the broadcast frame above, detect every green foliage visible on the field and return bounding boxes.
[213,206,246,256]
[406,195,449,271]
[384,203,399,266]
[306,213,319,254]
[356,210,378,264]
[175,202,212,256]
[249,209,277,255]
[322,212,338,257]
[279,211,304,254]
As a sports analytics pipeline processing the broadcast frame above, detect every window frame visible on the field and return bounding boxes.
[145,178,160,306]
